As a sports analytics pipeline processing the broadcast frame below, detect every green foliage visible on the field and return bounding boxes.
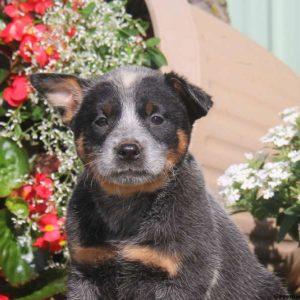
[5,197,29,219]
[0,138,29,197]
[80,2,96,17]
[0,0,168,298]
[14,270,66,300]
[219,107,300,243]
[0,209,36,286]
[0,268,66,299]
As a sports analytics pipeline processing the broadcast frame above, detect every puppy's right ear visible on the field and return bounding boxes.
[30,73,88,125]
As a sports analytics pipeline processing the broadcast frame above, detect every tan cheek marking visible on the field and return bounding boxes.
[97,173,167,197]
[121,245,180,278]
[75,133,86,160]
[166,129,188,168]
[70,245,117,264]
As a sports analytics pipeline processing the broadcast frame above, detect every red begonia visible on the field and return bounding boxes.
[3,75,30,107]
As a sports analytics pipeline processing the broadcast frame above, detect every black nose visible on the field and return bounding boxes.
[117,143,141,161]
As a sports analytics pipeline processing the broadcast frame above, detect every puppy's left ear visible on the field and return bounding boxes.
[165,72,213,124]
[30,73,87,125]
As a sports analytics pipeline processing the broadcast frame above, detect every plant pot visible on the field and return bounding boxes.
[231,212,300,295]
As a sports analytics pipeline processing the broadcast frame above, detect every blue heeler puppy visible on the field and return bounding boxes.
[30,66,287,299]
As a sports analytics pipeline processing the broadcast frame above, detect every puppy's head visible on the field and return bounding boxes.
[30,66,212,195]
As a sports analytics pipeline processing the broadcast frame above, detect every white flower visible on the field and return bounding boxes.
[244,152,254,160]
[262,188,275,199]
[227,189,241,204]
[288,150,300,163]
[256,169,268,182]
[263,161,291,181]
[281,107,300,124]
[260,124,297,147]
[219,187,241,204]
[217,174,234,187]
[241,176,259,190]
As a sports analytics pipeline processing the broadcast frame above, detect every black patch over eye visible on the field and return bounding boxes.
[94,116,108,127]
[151,114,164,125]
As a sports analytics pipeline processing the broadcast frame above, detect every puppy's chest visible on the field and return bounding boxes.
[69,198,180,286]
[70,240,179,300]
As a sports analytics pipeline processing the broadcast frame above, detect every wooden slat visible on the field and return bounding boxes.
[146,0,300,192]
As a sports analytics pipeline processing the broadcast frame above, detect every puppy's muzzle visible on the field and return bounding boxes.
[116,142,141,162]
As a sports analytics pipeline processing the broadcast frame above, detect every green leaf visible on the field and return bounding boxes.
[0,138,29,197]
[5,198,29,218]
[0,68,9,84]
[118,28,139,38]
[80,2,96,17]
[146,48,167,68]
[0,106,6,117]
[277,214,298,242]
[138,20,149,32]
[14,125,22,140]
[146,37,160,48]
[31,106,44,121]
[15,275,66,300]
[135,22,146,36]
[0,209,36,285]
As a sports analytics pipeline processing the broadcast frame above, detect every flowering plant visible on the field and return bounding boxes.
[218,107,300,244]
[0,0,166,298]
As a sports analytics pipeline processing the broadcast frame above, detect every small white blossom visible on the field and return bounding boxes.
[260,124,297,147]
[241,176,259,190]
[281,107,300,124]
[244,152,254,160]
[261,188,275,199]
[288,150,300,163]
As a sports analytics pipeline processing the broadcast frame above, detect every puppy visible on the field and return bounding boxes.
[30,66,287,300]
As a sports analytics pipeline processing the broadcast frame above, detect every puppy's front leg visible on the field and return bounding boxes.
[67,268,101,300]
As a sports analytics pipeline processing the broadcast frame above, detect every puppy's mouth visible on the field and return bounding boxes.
[110,169,149,177]
[105,168,159,186]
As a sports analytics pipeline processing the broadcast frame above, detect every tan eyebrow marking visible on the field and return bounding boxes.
[103,103,113,116]
[145,101,154,115]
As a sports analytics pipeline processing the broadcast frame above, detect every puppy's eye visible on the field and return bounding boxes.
[151,114,164,125]
[94,116,108,127]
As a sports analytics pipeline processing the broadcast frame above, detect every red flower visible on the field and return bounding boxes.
[19,25,59,67]
[71,0,84,11]
[49,233,67,252]
[34,173,53,200]
[3,1,53,17]
[38,213,61,241]
[32,236,47,249]
[33,213,66,253]
[3,75,30,107]
[29,202,48,215]
[19,184,35,201]
[19,35,37,63]
[18,2,35,13]
[0,295,9,300]
[0,15,33,43]
[67,26,77,38]
[14,173,54,215]
[3,4,19,18]
[32,0,53,15]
